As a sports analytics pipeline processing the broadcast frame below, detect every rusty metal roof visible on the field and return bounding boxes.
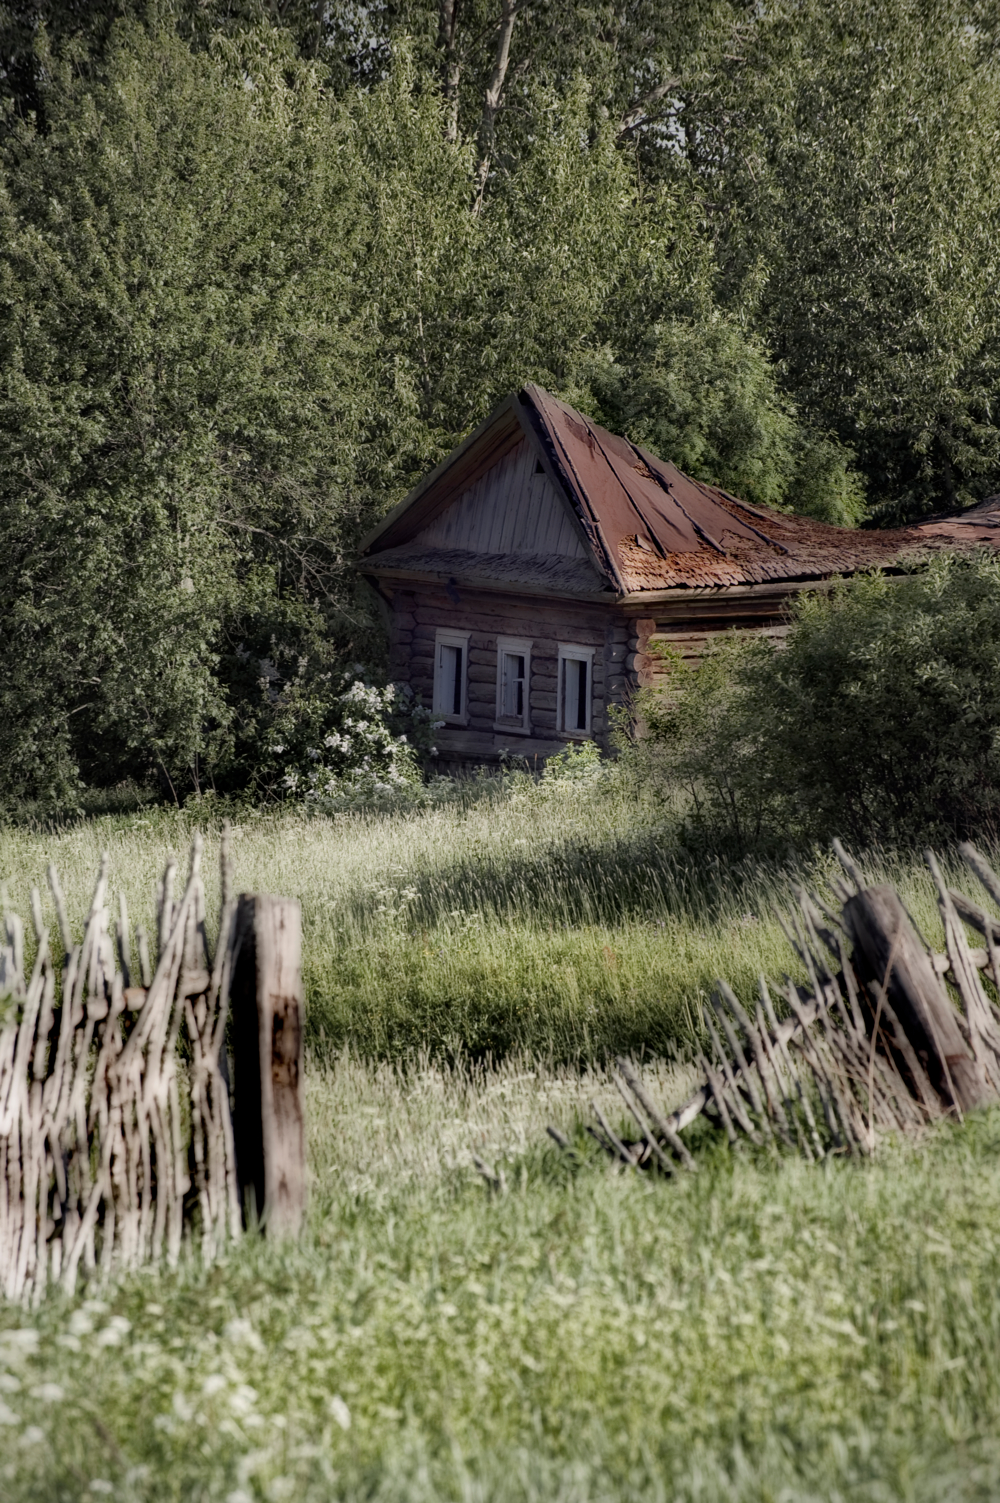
[362,386,997,596]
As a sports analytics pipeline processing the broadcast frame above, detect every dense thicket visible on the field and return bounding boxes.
[639,553,1000,850]
[0,0,997,806]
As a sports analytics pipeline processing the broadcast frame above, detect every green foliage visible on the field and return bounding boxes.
[1,0,999,809]
[270,677,439,808]
[703,0,1000,520]
[0,20,371,805]
[539,737,605,784]
[566,321,865,523]
[641,553,1000,849]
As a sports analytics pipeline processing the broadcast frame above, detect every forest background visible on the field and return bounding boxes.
[1,0,999,810]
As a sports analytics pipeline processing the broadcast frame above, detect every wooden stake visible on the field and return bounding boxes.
[230,896,306,1237]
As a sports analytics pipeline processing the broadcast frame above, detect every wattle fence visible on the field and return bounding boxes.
[0,832,304,1305]
[569,840,1000,1168]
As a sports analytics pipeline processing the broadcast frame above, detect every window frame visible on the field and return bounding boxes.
[557,644,595,738]
[433,629,471,726]
[493,635,533,735]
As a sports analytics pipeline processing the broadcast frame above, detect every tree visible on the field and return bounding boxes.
[0,20,370,802]
[698,0,1000,521]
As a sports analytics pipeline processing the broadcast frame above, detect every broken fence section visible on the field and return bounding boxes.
[569,840,1000,1171]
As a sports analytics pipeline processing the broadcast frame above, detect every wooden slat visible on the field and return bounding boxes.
[412,438,589,561]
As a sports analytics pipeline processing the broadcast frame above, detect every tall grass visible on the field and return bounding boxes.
[0,784,975,1062]
[3,792,1000,1499]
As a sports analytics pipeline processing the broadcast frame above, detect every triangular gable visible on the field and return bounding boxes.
[410,438,588,559]
[359,393,606,578]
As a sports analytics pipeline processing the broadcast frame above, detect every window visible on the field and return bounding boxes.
[494,636,532,735]
[558,645,595,736]
[433,630,470,724]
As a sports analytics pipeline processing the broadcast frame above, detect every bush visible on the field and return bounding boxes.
[638,551,1000,849]
[265,674,441,810]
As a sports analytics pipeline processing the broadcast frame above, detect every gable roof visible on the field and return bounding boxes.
[360,385,995,598]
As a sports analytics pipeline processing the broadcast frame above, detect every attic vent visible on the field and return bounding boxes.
[632,461,654,480]
[534,460,545,474]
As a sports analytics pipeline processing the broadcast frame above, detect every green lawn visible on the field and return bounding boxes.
[3,1059,1000,1501]
[1,790,997,1501]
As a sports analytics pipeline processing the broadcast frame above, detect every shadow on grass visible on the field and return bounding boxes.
[332,824,813,937]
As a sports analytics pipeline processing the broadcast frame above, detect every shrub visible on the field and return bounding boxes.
[267,675,440,810]
[639,551,1000,848]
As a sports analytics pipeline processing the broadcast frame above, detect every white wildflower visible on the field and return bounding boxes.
[1,1330,39,1357]
[96,1316,131,1347]
[229,1385,259,1417]
[328,1394,351,1431]
[0,1400,20,1425]
[30,1383,64,1403]
[172,1391,194,1422]
[202,1374,227,1398]
[224,1318,262,1350]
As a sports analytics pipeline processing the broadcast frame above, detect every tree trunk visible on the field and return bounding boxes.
[438,0,462,144]
[473,0,519,210]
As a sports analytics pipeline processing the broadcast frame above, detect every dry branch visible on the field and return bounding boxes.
[0,837,241,1303]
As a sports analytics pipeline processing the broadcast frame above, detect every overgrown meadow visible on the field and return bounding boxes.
[2,783,1000,1501]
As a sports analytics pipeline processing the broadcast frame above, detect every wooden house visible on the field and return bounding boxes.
[359,385,1000,764]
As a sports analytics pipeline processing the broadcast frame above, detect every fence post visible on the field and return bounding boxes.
[231,894,307,1236]
[844,884,992,1114]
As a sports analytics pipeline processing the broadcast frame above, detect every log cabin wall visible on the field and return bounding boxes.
[386,581,631,765]
[621,582,832,692]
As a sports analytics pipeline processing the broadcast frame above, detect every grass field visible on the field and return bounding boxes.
[0,778,962,1063]
[2,785,998,1501]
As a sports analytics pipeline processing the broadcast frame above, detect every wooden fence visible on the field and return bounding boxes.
[0,832,304,1305]
[573,840,1000,1167]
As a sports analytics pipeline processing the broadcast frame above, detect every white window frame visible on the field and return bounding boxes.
[557,644,595,738]
[494,636,533,735]
[433,629,470,726]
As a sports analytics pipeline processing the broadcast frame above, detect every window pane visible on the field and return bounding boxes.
[560,655,589,732]
[438,643,462,717]
[501,652,525,719]
[451,646,462,716]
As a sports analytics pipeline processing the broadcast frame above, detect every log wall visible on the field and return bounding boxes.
[387,582,630,763]
[386,578,830,765]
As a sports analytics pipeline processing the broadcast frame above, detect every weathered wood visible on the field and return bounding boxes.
[614,1057,695,1169]
[843,885,992,1113]
[231,896,306,1237]
[412,438,588,559]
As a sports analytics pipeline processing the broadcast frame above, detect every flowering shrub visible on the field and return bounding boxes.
[268,674,444,810]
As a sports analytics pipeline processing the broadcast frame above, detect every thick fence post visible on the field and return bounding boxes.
[231,895,307,1236]
[843,885,992,1114]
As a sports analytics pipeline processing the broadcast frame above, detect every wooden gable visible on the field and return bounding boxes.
[410,438,588,560]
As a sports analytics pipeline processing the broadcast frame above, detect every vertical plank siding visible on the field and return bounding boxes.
[413,440,588,559]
